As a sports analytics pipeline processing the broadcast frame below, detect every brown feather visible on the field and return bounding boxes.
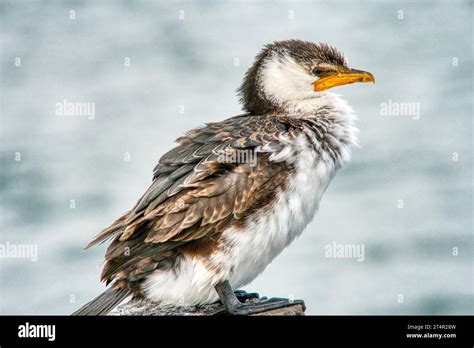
[88,114,312,290]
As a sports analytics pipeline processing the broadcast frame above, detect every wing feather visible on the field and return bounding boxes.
[87,115,307,288]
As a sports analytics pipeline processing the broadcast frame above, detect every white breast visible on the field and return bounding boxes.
[219,133,337,289]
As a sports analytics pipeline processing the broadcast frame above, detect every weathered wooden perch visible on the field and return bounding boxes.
[109,295,305,316]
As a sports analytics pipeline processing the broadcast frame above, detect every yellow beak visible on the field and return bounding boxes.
[313,69,375,91]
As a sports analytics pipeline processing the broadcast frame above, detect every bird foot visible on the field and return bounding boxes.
[226,297,305,315]
[215,280,305,315]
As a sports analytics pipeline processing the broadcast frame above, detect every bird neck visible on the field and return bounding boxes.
[283,92,355,119]
[279,93,359,167]
[297,93,359,165]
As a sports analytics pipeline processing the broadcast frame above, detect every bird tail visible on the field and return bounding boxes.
[71,287,130,316]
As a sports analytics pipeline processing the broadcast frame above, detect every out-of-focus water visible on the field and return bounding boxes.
[0,0,472,315]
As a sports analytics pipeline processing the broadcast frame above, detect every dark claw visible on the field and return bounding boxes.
[234,289,260,303]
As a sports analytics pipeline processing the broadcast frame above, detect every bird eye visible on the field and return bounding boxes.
[312,67,324,75]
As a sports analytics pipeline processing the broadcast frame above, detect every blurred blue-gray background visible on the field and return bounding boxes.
[0,0,472,314]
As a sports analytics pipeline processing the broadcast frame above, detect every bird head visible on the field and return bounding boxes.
[238,40,375,114]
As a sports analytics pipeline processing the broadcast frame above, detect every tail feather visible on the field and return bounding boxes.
[72,287,130,316]
[85,211,130,249]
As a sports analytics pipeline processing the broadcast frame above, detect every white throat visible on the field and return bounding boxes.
[260,54,315,105]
